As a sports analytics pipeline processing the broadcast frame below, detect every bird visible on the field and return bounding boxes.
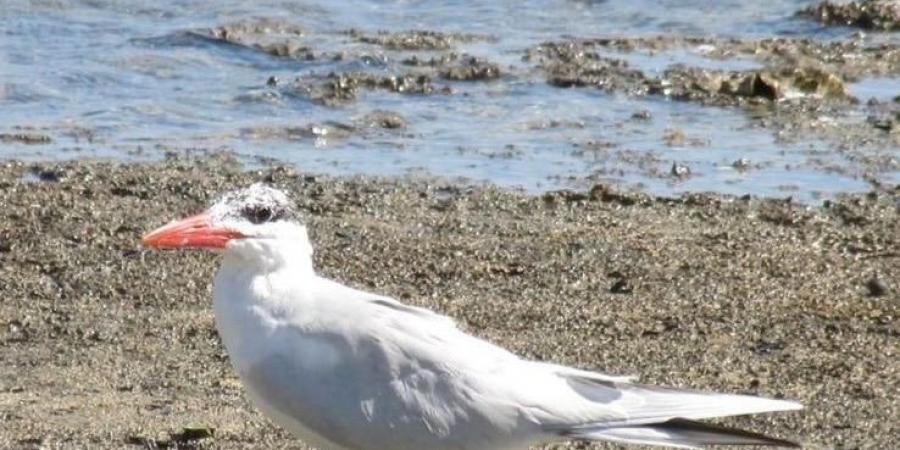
[141,183,802,450]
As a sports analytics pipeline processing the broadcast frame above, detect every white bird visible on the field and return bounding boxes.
[141,183,802,450]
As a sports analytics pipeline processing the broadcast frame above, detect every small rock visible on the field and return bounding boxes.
[791,67,847,98]
[0,133,52,145]
[300,72,439,106]
[357,110,407,130]
[256,42,314,60]
[866,276,889,297]
[753,339,786,355]
[867,114,895,132]
[610,278,633,294]
[173,425,215,442]
[732,158,751,170]
[31,168,65,183]
[440,56,501,81]
[663,129,686,147]
[309,122,354,139]
[718,72,778,100]
[671,162,691,178]
[631,110,652,121]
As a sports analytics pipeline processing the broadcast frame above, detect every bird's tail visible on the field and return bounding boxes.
[564,417,799,449]
[551,369,802,448]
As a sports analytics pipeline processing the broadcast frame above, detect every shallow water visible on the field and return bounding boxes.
[849,77,900,102]
[1,0,897,201]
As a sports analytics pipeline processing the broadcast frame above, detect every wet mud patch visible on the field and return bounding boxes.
[530,37,897,102]
[200,18,315,60]
[403,53,503,81]
[652,65,850,105]
[799,0,900,31]
[529,37,900,181]
[542,36,900,79]
[531,39,860,105]
[348,29,491,51]
[353,110,408,130]
[531,46,649,94]
[740,38,900,80]
[0,132,52,145]
[285,71,447,106]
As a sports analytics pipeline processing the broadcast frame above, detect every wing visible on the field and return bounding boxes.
[262,278,801,450]
[366,296,458,329]
[243,278,537,450]
[305,279,645,434]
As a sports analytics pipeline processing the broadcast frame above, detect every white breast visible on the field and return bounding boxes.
[212,262,357,450]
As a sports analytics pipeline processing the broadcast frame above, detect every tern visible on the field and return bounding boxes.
[142,183,802,449]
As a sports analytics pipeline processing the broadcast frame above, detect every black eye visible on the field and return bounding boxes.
[243,205,275,224]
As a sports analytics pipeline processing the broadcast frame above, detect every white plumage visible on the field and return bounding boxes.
[143,184,802,450]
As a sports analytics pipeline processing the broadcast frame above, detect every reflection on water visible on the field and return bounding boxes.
[0,0,895,201]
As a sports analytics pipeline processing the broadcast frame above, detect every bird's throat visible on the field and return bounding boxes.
[223,234,315,276]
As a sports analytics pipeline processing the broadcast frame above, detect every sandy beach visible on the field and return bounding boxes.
[1,154,896,449]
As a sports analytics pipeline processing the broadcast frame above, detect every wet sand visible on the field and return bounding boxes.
[0,154,897,449]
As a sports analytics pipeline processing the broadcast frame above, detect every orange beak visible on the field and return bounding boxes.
[141,213,243,250]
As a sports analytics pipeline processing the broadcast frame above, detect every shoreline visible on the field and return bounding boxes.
[9,150,900,206]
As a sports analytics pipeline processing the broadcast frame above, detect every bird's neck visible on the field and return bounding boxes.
[222,228,316,276]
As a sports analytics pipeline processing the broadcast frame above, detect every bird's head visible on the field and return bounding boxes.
[142,183,307,253]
